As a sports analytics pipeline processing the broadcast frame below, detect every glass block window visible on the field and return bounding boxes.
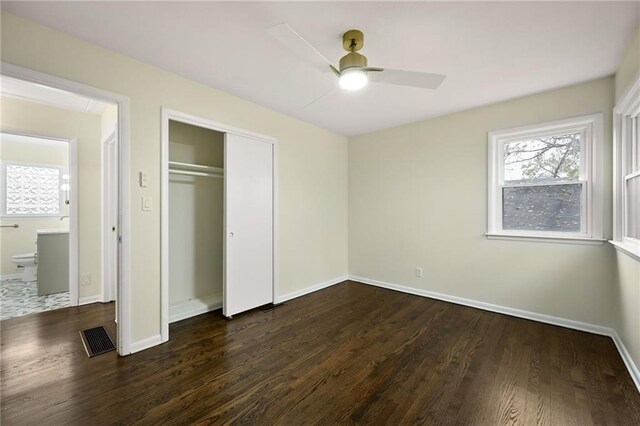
[488,114,603,242]
[2,163,62,216]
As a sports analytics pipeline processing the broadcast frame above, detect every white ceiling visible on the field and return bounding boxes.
[0,76,110,115]
[3,1,638,136]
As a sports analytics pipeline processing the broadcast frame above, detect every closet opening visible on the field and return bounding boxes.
[167,120,225,323]
[161,109,277,343]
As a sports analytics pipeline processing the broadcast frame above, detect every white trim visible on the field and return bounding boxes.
[349,275,640,392]
[169,295,222,324]
[350,275,611,335]
[69,137,79,307]
[161,109,170,343]
[272,139,279,309]
[162,109,276,145]
[130,334,163,354]
[610,240,640,262]
[611,329,640,392]
[161,108,278,341]
[613,73,640,261]
[78,295,103,306]
[1,62,132,356]
[275,275,348,304]
[487,113,604,242]
[486,233,606,245]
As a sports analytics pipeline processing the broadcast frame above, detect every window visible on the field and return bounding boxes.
[487,114,604,244]
[613,77,640,260]
[1,162,64,217]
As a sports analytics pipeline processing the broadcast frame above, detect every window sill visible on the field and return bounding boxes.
[609,241,640,262]
[486,233,606,246]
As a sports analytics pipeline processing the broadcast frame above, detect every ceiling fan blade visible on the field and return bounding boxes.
[267,23,332,73]
[369,69,446,90]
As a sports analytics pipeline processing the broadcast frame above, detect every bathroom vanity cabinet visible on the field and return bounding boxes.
[37,230,69,296]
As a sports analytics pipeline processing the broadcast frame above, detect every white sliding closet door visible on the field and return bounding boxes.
[224,133,274,317]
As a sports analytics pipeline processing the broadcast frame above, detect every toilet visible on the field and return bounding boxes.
[11,253,37,281]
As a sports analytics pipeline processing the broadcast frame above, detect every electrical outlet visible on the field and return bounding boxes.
[142,196,152,211]
[416,267,423,278]
[80,273,91,286]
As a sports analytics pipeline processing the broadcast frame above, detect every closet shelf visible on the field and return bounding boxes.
[169,161,223,178]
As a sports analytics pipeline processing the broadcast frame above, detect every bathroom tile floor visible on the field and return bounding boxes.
[0,276,69,320]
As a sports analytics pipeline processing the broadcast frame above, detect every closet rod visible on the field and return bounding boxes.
[168,161,222,173]
[169,169,223,178]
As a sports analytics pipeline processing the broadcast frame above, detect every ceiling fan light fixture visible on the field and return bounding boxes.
[339,69,368,91]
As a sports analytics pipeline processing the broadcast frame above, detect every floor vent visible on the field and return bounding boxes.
[80,326,115,357]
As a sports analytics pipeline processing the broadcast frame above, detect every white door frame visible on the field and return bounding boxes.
[1,62,133,356]
[102,128,117,303]
[0,130,78,305]
[160,108,278,343]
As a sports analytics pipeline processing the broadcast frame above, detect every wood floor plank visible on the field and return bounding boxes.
[2,281,639,425]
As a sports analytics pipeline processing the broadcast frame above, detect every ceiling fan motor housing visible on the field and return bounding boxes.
[339,51,368,73]
[339,29,368,73]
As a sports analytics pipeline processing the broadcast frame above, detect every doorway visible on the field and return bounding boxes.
[0,132,77,317]
[0,62,131,355]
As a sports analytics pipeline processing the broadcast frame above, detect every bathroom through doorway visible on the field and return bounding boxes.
[0,63,131,356]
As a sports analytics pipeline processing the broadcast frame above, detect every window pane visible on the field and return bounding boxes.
[504,133,580,183]
[5,164,60,215]
[502,184,581,232]
[627,175,640,240]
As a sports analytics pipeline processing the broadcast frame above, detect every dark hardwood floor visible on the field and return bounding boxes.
[2,281,639,425]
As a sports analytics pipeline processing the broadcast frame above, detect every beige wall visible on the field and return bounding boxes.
[615,26,640,101]
[0,12,349,343]
[0,133,69,275]
[613,25,640,378]
[0,96,103,299]
[349,77,616,327]
[168,121,224,308]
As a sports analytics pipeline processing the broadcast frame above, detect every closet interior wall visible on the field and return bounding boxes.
[168,120,224,321]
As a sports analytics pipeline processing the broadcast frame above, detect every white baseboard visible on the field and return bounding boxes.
[350,275,611,335]
[79,295,103,305]
[276,275,349,303]
[349,275,640,392]
[130,334,163,354]
[169,295,222,324]
[611,330,640,392]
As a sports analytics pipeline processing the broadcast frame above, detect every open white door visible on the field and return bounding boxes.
[223,132,274,317]
[103,131,118,303]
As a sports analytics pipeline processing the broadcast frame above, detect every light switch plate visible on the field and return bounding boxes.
[142,196,152,211]
[139,171,149,188]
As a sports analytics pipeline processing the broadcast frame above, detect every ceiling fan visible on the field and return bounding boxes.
[267,24,446,94]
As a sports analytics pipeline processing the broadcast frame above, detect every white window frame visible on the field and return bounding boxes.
[487,113,604,245]
[612,74,640,261]
[0,160,66,219]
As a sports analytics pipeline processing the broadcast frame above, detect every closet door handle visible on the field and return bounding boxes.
[229,232,235,238]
